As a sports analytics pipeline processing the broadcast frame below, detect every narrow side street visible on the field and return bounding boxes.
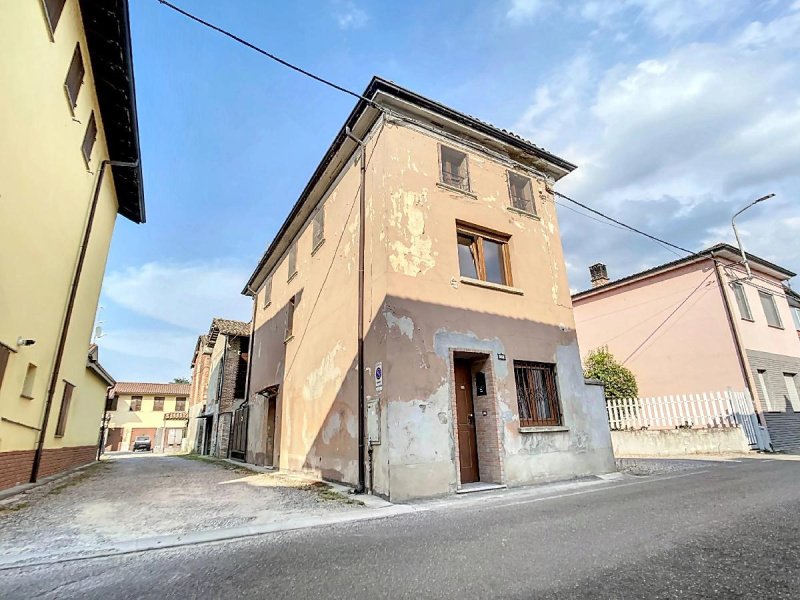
[0,453,364,565]
[2,457,799,599]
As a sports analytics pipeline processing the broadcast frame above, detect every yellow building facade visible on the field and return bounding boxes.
[0,0,145,490]
[105,384,192,453]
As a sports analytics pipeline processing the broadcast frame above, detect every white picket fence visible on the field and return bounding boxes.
[605,390,771,451]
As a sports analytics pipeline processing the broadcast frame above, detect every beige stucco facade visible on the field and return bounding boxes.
[245,79,615,500]
[105,385,191,453]
[0,0,143,489]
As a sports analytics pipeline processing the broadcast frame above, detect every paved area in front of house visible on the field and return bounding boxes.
[3,456,799,599]
[0,453,364,563]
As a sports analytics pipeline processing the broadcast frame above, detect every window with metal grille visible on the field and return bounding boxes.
[287,244,297,281]
[759,291,783,328]
[130,396,142,411]
[82,112,97,164]
[175,397,187,412]
[440,145,470,191]
[508,171,535,215]
[153,397,165,411]
[42,0,67,35]
[514,361,562,427]
[456,223,512,286]
[731,282,753,321]
[55,382,74,437]
[285,295,296,341]
[263,276,272,308]
[312,207,325,251]
[65,44,84,110]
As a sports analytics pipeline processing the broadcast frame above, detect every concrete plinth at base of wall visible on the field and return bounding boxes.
[611,428,751,457]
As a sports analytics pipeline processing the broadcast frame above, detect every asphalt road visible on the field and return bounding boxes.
[2,458,799,599]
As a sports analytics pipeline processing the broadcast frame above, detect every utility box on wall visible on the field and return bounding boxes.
[367,397,381,445]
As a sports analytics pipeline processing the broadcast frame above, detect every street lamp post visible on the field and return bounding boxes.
[731,193,775,280]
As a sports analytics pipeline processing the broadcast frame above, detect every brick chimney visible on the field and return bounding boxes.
[589,263,609,288]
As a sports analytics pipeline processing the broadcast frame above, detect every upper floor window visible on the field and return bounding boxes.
[312,207,325,251]
[130,396,142,411]
[440,145,470,191]
[54,381,74,437]
[42,0,67,36]
[285,295,296,342]
[262,276,272,308]
[791,306,800,331]
[21,363,37,399]
[759,291,783,328]
[82,112,97,165]
[0,344,10,396]
[105,396,118,411]
[456,224,512,286]
[731,282,753,321]
[65,44,85,110]
[508,172,536,215]
[287,244,298,281]
[175,397,187,412]
[514,361,562,427]
[153,397,165,411]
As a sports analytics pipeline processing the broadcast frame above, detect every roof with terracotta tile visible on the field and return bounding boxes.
[208,318,251,342]
[112,382,190,396]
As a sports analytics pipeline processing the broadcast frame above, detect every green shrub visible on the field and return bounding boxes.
[583,347,639,400]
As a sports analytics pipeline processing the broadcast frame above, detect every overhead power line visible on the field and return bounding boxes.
[157,0,373,104]
[554,191,696,257]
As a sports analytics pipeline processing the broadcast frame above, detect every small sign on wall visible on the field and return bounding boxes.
[375,361,383,393]
[367,397,381,445]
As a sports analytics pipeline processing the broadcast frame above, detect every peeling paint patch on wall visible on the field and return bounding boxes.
[388,380,452,463]
[302,343,344,402]
[388,189,436,276]
[432,328,509,379]
[384,309,414,340]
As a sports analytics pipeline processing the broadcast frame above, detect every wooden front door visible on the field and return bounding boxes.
[106,428,123,451]
[165,428,184,450]
[454,360,479,484]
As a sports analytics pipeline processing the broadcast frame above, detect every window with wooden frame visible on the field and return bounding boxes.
[759,291,783,328]
[65,44,85,110]
[440,145,470,191]
[153,397,165,411]
[262,276,272,308]
[0,344,10,395]
[312,207,325,251]
[129,396,142,411]
[731,282,753,321]
[42,0,67,35]
[175,397,187,412]
[105,396,118,411]
[55,382,74,437]
[514,361,563,427]
[508,171,536,215]
[287,244,297,281]
[82,112,97,165]
[285,295,296,342]
[456,224,512,286]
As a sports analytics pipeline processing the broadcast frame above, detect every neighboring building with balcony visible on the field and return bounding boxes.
[194,319,250,459]
[105,383,191,452]
[0,0,144,490]
[242,77,615,501]
[572,244,800,452]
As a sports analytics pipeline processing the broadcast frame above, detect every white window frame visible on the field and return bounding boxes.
[783,373,800,412]
[757,370,773,412]
[731,282,753,321]
[758,291,783,329]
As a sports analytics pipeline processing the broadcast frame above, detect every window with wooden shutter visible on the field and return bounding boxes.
[285,295,296,342]
[65,44,85,110]
[440,145,470,191]
[312,208,325,251]
[130,396,142,411]
[262,276,272,308]
[508,171,536,215]
[175,398,187,412]
[55,382,74,437]
[287,244,298,280]
[82,112,97,164]
[153,397,165,411]
[42,0,67,35]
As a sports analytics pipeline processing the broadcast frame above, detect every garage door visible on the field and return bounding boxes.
[129,428,157,451]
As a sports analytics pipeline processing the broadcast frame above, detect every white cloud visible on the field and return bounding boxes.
[334,1,369,30]
[512,5,800,288]
[506,0,550,22]
[103,260,252,331]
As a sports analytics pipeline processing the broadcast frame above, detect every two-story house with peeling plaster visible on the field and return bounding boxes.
[242,77,615,501]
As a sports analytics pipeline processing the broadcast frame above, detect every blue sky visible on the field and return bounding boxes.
[98,0,800,382]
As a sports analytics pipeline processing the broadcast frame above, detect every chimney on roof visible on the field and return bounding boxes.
[589,263,609,288]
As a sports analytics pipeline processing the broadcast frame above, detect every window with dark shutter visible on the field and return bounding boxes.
[287,244,298,280]
[312,208,325,251]
[82,112,97,164]
[65,44,85,109]
[55,382,74,437]
[42,0,67,35]
[514,361,563,427]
